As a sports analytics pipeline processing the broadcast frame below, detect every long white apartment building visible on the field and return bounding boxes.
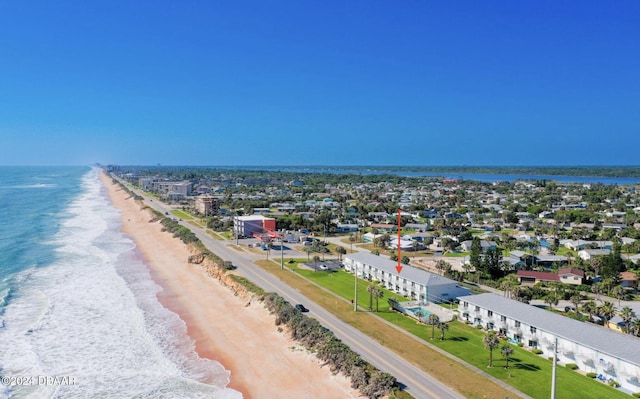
[343,252,470,304]
[458,293,640,392]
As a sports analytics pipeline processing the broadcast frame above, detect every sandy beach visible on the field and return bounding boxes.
[101,173,359,399]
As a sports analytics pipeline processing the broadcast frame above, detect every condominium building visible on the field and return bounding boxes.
[343,252,470,304]
[458,293,640,392]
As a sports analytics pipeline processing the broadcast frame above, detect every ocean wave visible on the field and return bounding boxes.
[9,184,57,189]
[0,169,241,399]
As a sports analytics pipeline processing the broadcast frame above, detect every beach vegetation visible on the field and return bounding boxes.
[261,292,396,398]
[160,218,198,244]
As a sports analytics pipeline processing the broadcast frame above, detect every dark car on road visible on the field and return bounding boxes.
[295,304,309,312]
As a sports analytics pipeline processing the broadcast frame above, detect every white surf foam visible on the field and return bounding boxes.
[0,169,242,399]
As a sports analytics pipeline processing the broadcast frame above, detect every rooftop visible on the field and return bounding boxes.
[459,293,640,367]
[345,252,461,287]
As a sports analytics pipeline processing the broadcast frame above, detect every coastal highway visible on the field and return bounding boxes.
[190,229,465,399]
[115,179,464,398]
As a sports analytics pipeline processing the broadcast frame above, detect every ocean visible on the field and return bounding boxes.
[0,167,240,398]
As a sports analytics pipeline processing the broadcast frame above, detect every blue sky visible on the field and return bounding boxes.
[1,1,638,166]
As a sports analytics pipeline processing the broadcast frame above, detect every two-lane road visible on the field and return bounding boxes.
[193,228,464,399]
[114,176,465,398]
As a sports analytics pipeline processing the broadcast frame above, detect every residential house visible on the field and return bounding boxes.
[620,272,638,289]
[557,268,585,285]
[460,240,497,252]
[516,270,559,286]
[579,249,611,261]
[371,223,397,232]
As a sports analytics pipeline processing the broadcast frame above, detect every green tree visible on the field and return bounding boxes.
[373,286,384,312]
[570,294,582,314]
[597,301,616,327]
[335,246,346,261]
[501,345,514,369]
[544,292,559,310]
[437,322,449,341]
[619,306,636,334]
[469,237,482,273]
[581,300,597,322]
[630,319,640,337]
[366,283,377,311]
[428,314,440,340]
[483,331,500,368]
[612,285,626,306]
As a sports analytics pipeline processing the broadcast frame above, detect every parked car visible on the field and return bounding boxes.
[295,304,309,312]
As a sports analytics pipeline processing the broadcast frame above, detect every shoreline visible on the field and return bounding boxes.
[100,172,359,399]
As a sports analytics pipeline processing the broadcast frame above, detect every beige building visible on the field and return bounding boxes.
[195,196,219,215]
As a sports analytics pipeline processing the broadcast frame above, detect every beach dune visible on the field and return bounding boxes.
[101,173,359,399]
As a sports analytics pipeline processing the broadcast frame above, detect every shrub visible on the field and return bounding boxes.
[565,363,578,370]
[586,372,597,378]
[608,380,620,388]
[532,349,543,354]
[518,342,524,347]
[632,392,640,398]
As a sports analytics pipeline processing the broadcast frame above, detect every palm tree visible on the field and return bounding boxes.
[499,274,519,299]
[501,345,514,369]
[581,300,597,322]
[630,318,640,337]
[373,286,384,312]
[380,233,390,250]
[414,309,426,323]
[619,306,636,334]
[313,255,320,272]
[428,314,440,340]
[612,285,626,306]
[437,322,449,341]
[483,331,500,368]
[591,283,602,301]
[366,283,376,311]
[349,233,355,252]
[598,301,616,327]
[544,292,559,310]
[570,294,582,314]
[335,246,346,261]
[462,262,473,279]
[435,260,447,276]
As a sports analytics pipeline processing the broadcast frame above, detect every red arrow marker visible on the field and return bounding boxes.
[396,209,402,274]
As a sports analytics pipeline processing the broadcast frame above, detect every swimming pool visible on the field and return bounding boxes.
[406,307,432,317]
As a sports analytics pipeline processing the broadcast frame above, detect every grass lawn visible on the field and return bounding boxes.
[170,209,193,220]
[256,260,517,399]
[255,260,630,399]
[556,247,576,257]
[444,251,469,258]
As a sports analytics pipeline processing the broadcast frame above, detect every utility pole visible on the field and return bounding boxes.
[551,336,558,399]
[280,235,284,270]
[354,263,358,311]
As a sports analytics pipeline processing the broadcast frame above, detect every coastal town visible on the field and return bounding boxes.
[111,166,640,398]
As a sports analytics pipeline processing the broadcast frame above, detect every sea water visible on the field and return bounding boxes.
[0,167,240,398]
